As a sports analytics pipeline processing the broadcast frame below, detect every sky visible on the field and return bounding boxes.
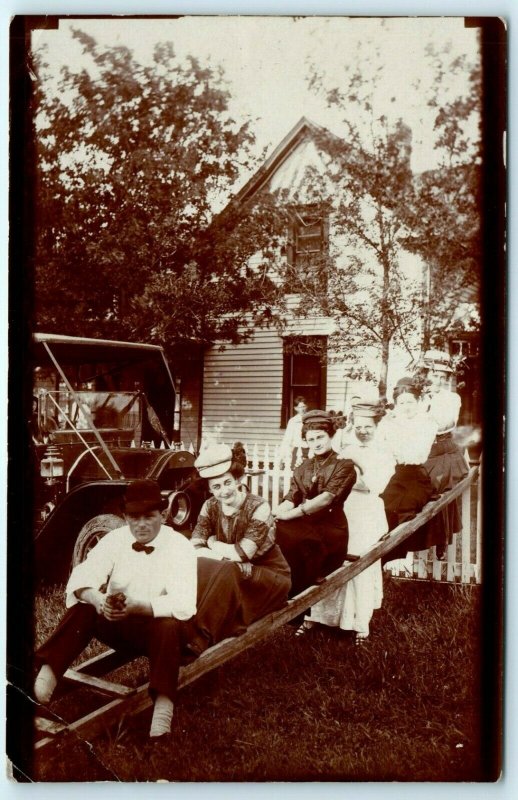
[32,16,480,184]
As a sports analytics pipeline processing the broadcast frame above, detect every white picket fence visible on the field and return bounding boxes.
[240,442,482,586]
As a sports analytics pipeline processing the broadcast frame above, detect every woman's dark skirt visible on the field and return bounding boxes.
[381,464,435,562]
[275,507,349,596]
[184,547,291,656]
[421,433,469,556]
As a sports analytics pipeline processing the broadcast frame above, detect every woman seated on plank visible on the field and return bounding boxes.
[377,377,438,562]
[186,443,292,655]
[298,400,395,643]
[417,349,469,560]
[273,410,357,597]
[33,479,198,739]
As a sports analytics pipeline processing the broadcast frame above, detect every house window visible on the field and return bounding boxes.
[286,206,329,284]
[281,336,327,427]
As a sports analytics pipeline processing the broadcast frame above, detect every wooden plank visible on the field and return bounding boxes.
[205,340,282,353]
[63,669,135,697]
[174,478,485,683]
[35,686,152,753]
[35,468,479,754]
[201,418,283,429]
[203,370,283,380]
[35,716,68,736]
[72,648,126,677]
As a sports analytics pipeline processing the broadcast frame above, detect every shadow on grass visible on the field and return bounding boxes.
[33,575,483,782]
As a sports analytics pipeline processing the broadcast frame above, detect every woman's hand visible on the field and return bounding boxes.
[208,541,241,561]
[273,500,295,520]
[274,507,298,521]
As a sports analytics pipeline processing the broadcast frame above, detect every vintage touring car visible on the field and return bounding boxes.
[31,333,205,582]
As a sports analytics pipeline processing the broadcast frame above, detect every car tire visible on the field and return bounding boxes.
[72,513,124,567]
[166,490,193,530]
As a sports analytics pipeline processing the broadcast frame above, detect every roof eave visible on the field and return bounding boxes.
[233,116,331,205]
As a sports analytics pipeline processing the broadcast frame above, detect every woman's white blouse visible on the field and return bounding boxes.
[377,411,438,465]
[423,389,461,433]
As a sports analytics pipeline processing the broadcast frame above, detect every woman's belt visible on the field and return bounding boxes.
[435,430,454,441]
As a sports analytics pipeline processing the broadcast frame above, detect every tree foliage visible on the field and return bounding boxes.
[292,44,481,395]
[32,30,285,346]
[401,49,482,348]
[285,112,423,396]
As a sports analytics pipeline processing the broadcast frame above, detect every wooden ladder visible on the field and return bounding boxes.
[34,466,479,754]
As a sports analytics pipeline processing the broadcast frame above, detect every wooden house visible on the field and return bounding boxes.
[177,117,478,451]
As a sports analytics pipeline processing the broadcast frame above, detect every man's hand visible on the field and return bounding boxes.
[75,587,106,615]
[102,594,152,619]
[102,591,127,620]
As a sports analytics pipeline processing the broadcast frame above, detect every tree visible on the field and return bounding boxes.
[401,49,482,350]
[283,112,424,398]
[32,30,285,347]
[287,43,481,397]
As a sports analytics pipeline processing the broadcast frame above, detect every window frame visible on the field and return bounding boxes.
[286,204,330,278]
[281,336,327,427]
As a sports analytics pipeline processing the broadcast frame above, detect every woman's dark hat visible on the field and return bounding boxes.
[124,479,167,513]
[302,409,333,426]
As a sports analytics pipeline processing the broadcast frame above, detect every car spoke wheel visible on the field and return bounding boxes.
[72,513,124,567]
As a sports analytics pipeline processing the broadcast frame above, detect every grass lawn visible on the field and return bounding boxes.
[31,574,487,782]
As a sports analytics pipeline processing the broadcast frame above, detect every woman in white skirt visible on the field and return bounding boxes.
[298,401,395,643]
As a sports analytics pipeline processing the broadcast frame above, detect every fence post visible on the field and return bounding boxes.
[282,459,292,497]
[271,449,281,510]
[261,444,270,504]
[294,446,304,468]
[475,459,482,583]
[431,545,443,582]
[460,479,471,584]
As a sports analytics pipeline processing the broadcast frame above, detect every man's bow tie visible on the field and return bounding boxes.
[132,542,155,554]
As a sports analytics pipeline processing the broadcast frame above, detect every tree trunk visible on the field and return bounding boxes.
[378,249,391,401]
[421,258,431,350]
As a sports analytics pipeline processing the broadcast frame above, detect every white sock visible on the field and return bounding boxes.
[34,664,57,704]
[149,694,174,738]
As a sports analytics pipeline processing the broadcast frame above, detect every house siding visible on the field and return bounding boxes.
[179,366,202,450]
[201,327,357,449]
[202,329,285,449]
[199,119,439,450]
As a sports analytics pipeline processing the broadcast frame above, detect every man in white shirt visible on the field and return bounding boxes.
[34,479,197,739]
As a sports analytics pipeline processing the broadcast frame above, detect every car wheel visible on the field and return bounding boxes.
[166,490,193,529]
[72,513,124,567]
